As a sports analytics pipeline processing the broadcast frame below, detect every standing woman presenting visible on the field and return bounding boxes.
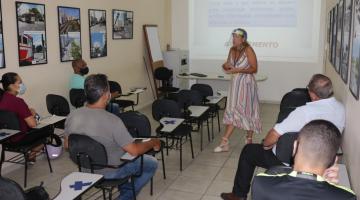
[214,28,262,153]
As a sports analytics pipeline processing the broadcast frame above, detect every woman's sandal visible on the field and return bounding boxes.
[214,137,230,153]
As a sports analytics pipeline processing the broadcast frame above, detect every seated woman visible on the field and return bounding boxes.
[0,72,42,162]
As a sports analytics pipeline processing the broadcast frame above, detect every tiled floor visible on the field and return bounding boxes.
[2,103,280,200]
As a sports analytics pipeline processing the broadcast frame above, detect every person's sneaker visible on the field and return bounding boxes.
[220,192,246,200]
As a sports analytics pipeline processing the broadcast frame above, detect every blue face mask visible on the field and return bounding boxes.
[18,83,26,95]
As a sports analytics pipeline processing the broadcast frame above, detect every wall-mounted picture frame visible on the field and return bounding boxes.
[350,0,360,100]
[112,10,133,39]
[89,9,107,58]
[58,6,81,62]
[329,9,334,60]
[331,5,338,65]
[0,2,5,69]
[340,0,353,83]
[335,0,344,73]
[16,2,47,67]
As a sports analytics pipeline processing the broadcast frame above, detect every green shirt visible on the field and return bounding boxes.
[69,74,85,89]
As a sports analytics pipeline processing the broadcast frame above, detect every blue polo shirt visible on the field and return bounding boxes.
[69,74,85,89]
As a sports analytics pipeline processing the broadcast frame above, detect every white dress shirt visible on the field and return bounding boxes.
[272,97,345,155]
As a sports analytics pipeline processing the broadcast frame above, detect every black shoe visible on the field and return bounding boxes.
[220,192,246,200]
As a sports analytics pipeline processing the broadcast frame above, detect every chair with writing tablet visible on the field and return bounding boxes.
[69,89,86,108]
[46,94,70,129]
[109,80,135,111]
[191,83,221,133]
[154,67,179,98]
[152,99,194,171]
[0,110,53,188]
[68,134,142,200]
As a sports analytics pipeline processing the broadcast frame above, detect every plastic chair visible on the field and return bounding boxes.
[109,81,135,111]
[277,89,311,123]
[68,134,140,200]
[152,99,194,171]
[0,110,53,188]
[69,89,86,108]
[191,83,221,134]
[153,67,179,98]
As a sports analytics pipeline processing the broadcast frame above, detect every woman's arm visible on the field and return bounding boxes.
[24,115,37,128]
[228,47,258,74]
[222,49,233,70]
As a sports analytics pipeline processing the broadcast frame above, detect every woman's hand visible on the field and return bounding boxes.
[226,66,239,74]
[30,108,36,116]
[222,62,232,71]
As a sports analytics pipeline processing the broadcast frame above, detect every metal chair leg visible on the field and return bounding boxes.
[179,137,183,171]
[165,137,169,156]
[131,177,137,200]
[160,148,166,179]
[24,153,28,188]
[44,144,53,173]
[207,119,210,142]
[150,178,153,195]
[0,149,5,175]
[189,132,194,159]
[217,110,221,132]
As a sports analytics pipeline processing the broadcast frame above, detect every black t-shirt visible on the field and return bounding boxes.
[251,171,356,200]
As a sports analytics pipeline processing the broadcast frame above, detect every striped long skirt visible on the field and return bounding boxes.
[223,73,262,134]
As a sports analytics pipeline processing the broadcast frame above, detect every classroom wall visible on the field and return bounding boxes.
[0,0,171,116]
[171,0,327,103]
[325,0,360,197]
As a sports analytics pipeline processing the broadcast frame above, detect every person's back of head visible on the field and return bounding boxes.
[72,59,88,75]
[295,120,341,170]
[0,72,19,100]
[307,74,334,100]
[84,74,110,106]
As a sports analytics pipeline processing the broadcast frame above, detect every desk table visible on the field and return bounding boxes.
[53,172,103,200]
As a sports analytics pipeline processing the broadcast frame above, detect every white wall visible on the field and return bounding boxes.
[325,0,360,197]
[0,0,171,116]
[171,0,327,103]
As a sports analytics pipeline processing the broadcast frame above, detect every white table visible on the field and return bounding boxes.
[338,164,351,189]
[129,88,146,94]
[177,73,267,82]
[188,105,209,117]
[160,117,184,133]
[53,172,103,200]
[188,106,210,151]
[36,115,66,129]
[0,129,21,143]
[177,73,267,91]
[207,95,226,104]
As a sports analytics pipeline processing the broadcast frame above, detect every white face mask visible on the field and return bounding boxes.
[18,83,26,95]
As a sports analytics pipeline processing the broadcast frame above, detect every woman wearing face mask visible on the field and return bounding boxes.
[214,28,262,153]
[0,72,43,162]
[69,58,89,89]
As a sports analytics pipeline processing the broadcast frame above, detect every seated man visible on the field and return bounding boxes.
[69,58,89,89]
[64,74,160,200]
[252,120,356,200]
[221,74,345,200]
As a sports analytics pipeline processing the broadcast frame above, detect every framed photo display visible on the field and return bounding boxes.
[335,0,344,73]
[328,9,332,44]
[58,6,82,62]
[329,9,334,60]
[16,2,47,66]
[331,5,338,65]
[340,0,353,83]
[112,10,133,39]
[0,2,5,69]
[89,9,107,58]
[350,0,360,99]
